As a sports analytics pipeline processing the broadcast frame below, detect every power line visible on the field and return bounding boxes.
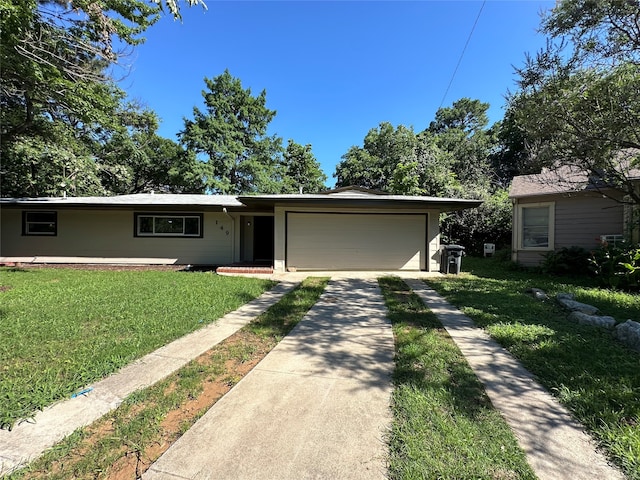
[438,0,486,110]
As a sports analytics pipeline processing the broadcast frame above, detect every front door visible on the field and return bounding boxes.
[253,216,274,263]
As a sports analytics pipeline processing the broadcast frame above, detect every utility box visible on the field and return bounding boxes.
[440,245,465,274]
[484,243,496,257]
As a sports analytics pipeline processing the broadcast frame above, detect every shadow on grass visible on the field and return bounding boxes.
[382,278,493,420]
[425,263,640,479]
[380,276,536,479]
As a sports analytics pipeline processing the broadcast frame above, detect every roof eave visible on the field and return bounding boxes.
[238,196,482,211]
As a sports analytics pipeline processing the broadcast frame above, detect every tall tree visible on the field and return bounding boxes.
[98,104,205,194]
[0,120,105,197]
[281,140,327,193]
[180,71,283,194]
[332,101,510,252]
[427,98,496,191]
[334,122,419,191]
[0,0,205,197]
[1,0,159,147]
[507,0,640,204]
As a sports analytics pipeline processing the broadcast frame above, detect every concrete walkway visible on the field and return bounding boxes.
[144,278,395,480]
[0,280,301,476]
[404,278,625,480]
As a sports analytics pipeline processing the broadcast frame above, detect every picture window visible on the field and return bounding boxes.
[134,213,203,237]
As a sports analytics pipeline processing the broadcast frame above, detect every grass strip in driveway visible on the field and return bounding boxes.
[428,256,640,480]
[6,277,329,479]
[379,276,536,480]
[0,267,275,430]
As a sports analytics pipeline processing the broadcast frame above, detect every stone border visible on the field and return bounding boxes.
[527,289,640,352]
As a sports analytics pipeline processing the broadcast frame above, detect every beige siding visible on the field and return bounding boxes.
[274,207,286,272]
[0,208,233,265]
[287,212,426,270]
[427,212,441,272]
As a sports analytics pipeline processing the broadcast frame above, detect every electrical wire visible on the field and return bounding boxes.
[438,0,486,110]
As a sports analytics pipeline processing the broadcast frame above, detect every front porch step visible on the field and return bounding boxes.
[216,265,274,275]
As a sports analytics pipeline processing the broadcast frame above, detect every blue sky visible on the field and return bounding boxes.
[120,0,555,185]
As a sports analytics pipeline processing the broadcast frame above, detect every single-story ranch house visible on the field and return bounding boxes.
[0,187,482,273]
[509,168,639,267]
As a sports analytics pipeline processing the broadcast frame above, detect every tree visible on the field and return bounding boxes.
[180,71,283,194]
[333,108,496,198]
[427,98,496,190]
[441,187,512,254]
[332,100,510,252]
[507,0,640,204]
[281,140,327,193]
[1,0,159,147]
[98,104,205,194]
[0,122,104,198]
[334,122,420,191]
[541,0,640,66]
[0,0,206,198]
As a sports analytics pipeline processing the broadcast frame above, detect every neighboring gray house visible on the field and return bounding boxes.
[509,168,638,267]
[0,187,481,272]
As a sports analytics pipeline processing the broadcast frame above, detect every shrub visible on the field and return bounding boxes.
[589,242,640,291]
[442,188,512,255]
[541,246,591,276]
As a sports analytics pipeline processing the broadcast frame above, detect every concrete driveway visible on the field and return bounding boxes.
[144,277,396,480]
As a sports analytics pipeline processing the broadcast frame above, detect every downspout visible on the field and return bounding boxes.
[222,208,236,263]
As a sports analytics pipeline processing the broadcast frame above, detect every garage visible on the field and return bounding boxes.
[286,212,427,270]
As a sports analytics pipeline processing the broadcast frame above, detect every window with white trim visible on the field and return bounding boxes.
[23,211,57,236]
[134,213,203,237]
[517,202,554,250]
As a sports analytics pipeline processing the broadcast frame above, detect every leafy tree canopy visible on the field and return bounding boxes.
[180,70,284,194]
[0,0,207,198]
[282,140,327,193]
[506,0,640,203]
[333,99,510,252]
[541,0,640,66]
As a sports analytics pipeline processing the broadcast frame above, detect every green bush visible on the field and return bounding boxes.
[542,246,592,276]
[442,188,512,255]
[589,243,640,291]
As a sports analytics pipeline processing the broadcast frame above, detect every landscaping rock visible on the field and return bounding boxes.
[556,293,599,315]
[568,311,616,329]
[556,293,574,301]
[613,320,640,352]
[527,288,549,301]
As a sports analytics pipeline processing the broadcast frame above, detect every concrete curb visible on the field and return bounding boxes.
[0,280,301,476]
[404,278,625,480]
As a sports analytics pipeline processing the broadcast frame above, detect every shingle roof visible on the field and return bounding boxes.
[509,166,640,198]
[509,150,640,199]
[509,168,590,198]
[1,189,483,212]
[0,193,243,208]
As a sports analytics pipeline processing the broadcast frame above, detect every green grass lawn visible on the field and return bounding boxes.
[380,276,536,479]
[7,277,328,479]
[428,256,640,479]
[0,267,275,430]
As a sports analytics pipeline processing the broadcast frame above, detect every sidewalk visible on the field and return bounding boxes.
[0,280,301,476]
[144,278,395,480]
[404,278,625,480]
